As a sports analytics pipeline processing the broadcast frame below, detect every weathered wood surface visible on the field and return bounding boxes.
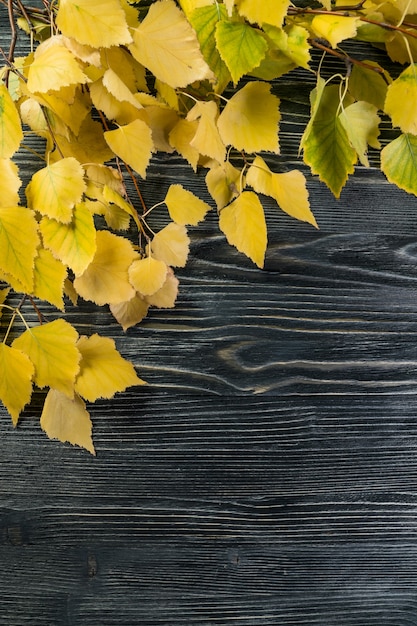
[2,13,417,625]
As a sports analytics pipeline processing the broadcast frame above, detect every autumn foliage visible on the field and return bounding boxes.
[0,0,416,452]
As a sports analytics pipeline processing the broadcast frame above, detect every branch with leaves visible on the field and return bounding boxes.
[0,0,416,452]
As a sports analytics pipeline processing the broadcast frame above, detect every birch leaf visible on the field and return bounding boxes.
[104,119,153,178]
[311,15,360,48]
[384,64,417,135]
[151,222,190,267]
[56,0,132,48]
[0,344,34,426]
[349,61,390,110]
[381,133,417,196]
[0,207,39,292]
[246,156,317,226]
[219,191,267,268]
[205,161,243,210]
[13,319,81,397]
[74,230,137,305]
[169,119,200,171]
[215,20,268,84]
[0,84,23,158]
[40,389,95,455]
[40,203,97,276]
[187,101,226,163]
[110,295,150,331]
[128,256,168,296]
[33,248,67,310]
[129,0,213,88]
[102,68,143,109]
[145,269,179,308]
[236,0,289,28]
[217,81,280,153]
[339,101,380,167]
[26,157,86,224]
[75,334,145,402]
[27,38,90,93]
[165,184,211,225]
[0,159,21,206]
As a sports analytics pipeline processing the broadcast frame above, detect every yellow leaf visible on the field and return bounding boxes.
[151,222,190,267]
[40,203,97,276]
[0,207,39,292]
[40,389,95,455]
[219,191,267,268]
[32,248,67,310]
[384,64,417,135]
[75,334,145,402]
[102,68,143,109]
[246,156,317,227]
[128,256,168,296]
[26,157,86,224]
[187,101,226,163]
[165,184,211,225]
[169,119,200,171]
[311,14,360,48]
[104,119,153,178]
[381,133,417,196]
[0,287,9,317]
[217,81,280,153]
[27,37,90,93]
[129,0,213,88]
[205,161,243,210]
[102,185,134,218]
[178,0,212,18]
[339,101,380,167]
[0,84,23,158]
[145,269,179,308]
[89,79,140,123]
[12,319,81,397]
[110,295,150,330]
[236,0,289,28]
[61,36,101,66]
[56,115,114,165]
[0,159,21,206]
[74,230,137,305]
[0,344,34,426]
[56,0,132,48]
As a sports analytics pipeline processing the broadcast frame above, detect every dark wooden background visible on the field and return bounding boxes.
[2,10,417,625]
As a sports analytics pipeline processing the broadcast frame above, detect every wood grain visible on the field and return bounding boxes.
[2,8,417,625]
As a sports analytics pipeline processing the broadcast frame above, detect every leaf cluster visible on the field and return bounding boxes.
[1,0,416,451]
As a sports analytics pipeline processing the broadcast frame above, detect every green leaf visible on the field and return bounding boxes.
[301,84,357,198]
[349,61,391,111]
[215,20,268,84]
[381,133,417,196]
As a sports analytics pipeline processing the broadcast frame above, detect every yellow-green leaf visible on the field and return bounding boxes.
[165,184,211,225]
[349,61,391,111]
[27,157,86,223]
[0,207,39,292]
[104,119,153,178]
[32,248,67,310]
[219,191,267,268]
[129,0,213,88]
[215,20,268,84]
[73,230,137,305]
[0,343,34,426]
[384,64,417,135]
[40,389,95,455]
[110,295,150,331]
[246,156,317,226]
[0,84,23,158]
[236,0,289,28]
[40,203,97,276]
[381,133,417,196]
[75,333,145,402]
[128,256,168,296]
[205,161,243,210]
[339,101,380,167]
[301,84,356,198]
[0,159,21,206]
[12,319,81,397]
[187,101,226,163]
[56,0,132,48]
[27,37,90,93]
[311,14,360,48]
[189,4,231,93]
[217,81,280,153]
[151,222,190,267]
